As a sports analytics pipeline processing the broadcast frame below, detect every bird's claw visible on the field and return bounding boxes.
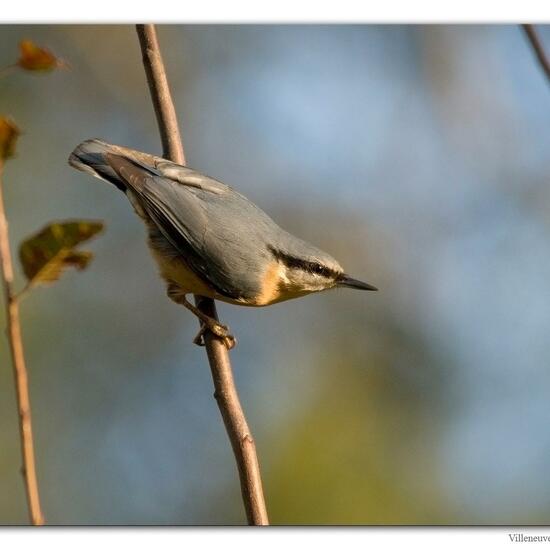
[193,322,236,350]
[165,284,236,350]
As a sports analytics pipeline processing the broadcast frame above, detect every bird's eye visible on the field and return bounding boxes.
[311,263,324,275]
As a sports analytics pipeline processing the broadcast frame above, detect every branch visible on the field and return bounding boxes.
[135,24,269,526]
[0,160,44,526]
[522,24,550,85]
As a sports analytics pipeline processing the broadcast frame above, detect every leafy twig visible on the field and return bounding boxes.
[13,280,32,304]
[135,24,269,525]
[0,159,44,526]
[522,24,550,85]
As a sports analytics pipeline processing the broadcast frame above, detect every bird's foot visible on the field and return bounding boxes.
[166,283,236,350]
[193,321,236,350]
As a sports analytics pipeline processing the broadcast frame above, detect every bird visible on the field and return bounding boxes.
[69,139,377,349]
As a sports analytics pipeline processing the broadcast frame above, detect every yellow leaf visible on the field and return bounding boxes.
[19,220,104,287]
[0,117,21,161]
[17,40,65,72]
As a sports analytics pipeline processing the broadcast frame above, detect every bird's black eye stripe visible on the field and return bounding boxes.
[310,262,331,277]
[268,246,338,278]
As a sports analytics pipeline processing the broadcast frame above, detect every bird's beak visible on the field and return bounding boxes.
[337,274,378,291]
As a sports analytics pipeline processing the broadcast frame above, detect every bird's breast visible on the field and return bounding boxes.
[147,234,217,298]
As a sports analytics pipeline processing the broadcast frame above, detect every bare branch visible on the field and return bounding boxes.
[136,26,185,164]
[135,24,269,526]
[522,24,550,85]
[0,160,44,526]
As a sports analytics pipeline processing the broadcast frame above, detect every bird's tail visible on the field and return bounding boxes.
[69,139,129,192]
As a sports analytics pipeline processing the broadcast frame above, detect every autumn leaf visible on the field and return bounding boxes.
[0,117,21,161]
[17,40,65,72]
[19,221,104,288]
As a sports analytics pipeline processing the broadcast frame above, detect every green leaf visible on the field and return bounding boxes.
[19,220,104,287]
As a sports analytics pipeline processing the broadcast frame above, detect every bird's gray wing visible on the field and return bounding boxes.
[154,161,230,195]
[107,155,275,301]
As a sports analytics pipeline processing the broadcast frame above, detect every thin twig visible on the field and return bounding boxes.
[13,280,33,304]
[135,24,269,526]
[522,24,550,85]
[0,160,44,526]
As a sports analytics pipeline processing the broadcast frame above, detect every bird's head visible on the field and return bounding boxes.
[264,240,377,304]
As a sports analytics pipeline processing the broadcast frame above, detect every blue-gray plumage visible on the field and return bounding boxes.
[69,139,376,348]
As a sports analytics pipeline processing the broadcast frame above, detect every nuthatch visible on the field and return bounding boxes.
[69,139,377,349]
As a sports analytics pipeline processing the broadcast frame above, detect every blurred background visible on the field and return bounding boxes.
[0,24,549,525]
